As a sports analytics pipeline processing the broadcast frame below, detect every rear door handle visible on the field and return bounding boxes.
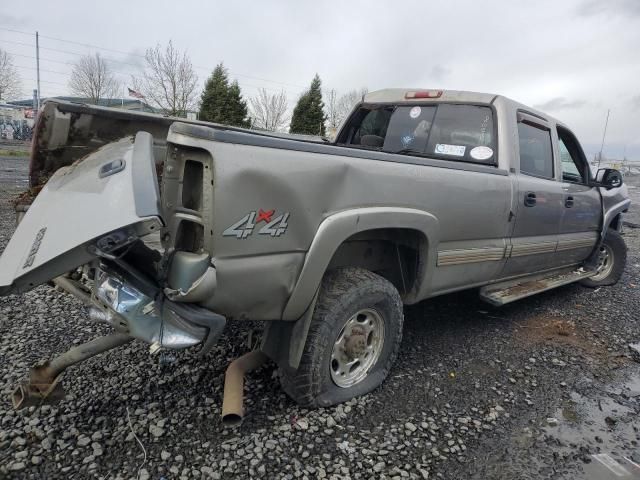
[524,192,537,207]
[565,196,574,208]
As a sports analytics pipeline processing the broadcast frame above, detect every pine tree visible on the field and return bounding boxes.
[290,92,310,134]
[290,74,327,135]
[227,80,250,128]
[199,64,250,127]
[199,63,230,123]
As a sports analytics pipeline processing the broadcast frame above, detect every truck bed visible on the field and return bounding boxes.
[27,100,323,190]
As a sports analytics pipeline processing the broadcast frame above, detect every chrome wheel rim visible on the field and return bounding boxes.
[330,308,385,388]
[591,244,614,281]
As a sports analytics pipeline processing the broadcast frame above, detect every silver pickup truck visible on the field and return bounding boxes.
[0,89,629,423]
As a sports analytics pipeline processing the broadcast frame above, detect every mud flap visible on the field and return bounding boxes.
[261,290,319,371]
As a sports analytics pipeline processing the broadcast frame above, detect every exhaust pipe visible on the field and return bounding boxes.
[12,333,132,410]
[53,276,93,306]
[221,350,268,427]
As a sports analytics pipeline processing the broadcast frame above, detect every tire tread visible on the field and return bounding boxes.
[280,267,403,407]
[581,229,627,288]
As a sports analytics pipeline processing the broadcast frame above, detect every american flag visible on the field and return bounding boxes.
[128,87,145,99]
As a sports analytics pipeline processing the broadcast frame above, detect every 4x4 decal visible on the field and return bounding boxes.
[223,209,290,239]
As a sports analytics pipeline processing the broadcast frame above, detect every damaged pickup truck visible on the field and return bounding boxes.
[0,89,630,424]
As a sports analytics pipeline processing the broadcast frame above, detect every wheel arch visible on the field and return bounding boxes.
[281,207,439,321]
[602,199,630,236]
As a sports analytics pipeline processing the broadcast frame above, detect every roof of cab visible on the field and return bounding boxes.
[363,88,564,128]
[364,89,498,105]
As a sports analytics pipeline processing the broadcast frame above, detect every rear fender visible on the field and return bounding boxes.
[281,207,439,321]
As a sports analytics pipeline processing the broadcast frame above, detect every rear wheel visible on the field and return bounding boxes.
[280,267,403,408]
[581,229,627,287]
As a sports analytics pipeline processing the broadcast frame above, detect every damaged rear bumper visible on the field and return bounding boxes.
[10,263,227,411]
[90,264,226,354]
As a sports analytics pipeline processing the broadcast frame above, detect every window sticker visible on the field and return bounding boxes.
[470,146,494,161]
[409,106,421,119]
[435,144,466,157]
[479,114,491,145]
[401,134,414,148]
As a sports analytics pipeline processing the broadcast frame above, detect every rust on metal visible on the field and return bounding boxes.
[221,350,269,427]
[12,333,132,410]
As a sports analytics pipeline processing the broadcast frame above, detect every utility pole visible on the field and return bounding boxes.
[597,109,610,170]
[36,31,41,111]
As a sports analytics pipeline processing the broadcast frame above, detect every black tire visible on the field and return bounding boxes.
[580,228,627,288]
[280,267,403,408]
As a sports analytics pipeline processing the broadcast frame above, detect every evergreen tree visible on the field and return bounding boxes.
[227,80,251,128]
[199,63,230,123]
[199,63,250,127]
[290,74,326,135]
[290,93,311,133]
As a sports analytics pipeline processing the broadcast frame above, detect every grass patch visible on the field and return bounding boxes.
[0,148,29,157]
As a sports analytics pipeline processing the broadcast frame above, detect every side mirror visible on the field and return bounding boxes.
[595,168,623,189]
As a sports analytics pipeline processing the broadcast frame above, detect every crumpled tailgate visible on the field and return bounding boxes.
[0,132,162,296]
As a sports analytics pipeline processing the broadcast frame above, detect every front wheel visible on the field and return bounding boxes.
[581,228,627,288]
[280,267,404,408]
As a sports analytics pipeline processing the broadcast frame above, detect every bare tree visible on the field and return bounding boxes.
[335,88,368,125]
[0,49,22,101]
[134,41,198,117]
[323,87,367,138]
[249,88,289,131]
[68,53,119,104]
[325,88,339,129]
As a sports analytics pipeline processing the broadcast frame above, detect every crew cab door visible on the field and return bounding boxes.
[0,132,162,296]
[555,126,600,264]
[502,113,564,277]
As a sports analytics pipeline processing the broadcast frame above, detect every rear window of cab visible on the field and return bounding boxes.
[339,103,496,165]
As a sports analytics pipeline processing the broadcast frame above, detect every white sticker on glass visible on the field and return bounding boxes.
[409,106,421,119]
[469,146,494,161]
[435,144,466,157]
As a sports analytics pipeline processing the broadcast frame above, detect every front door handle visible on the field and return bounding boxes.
[524,192,537,207]
[565,196,574,208]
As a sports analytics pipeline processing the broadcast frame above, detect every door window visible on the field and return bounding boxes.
[557,128,588,184]
[517,122,554,178]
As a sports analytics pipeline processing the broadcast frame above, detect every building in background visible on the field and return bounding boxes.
[0,103,34,140]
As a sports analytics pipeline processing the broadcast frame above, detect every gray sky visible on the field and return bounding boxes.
[2,0,639,159]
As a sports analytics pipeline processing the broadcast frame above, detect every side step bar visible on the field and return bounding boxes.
[479,268,596,306]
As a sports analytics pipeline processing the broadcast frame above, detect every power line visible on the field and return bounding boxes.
[0,27,148,59]
[2,44,302,100]
[5,50,137,77]
[5,50,76,67]
[1,28,310,110]
[13,63,69,76]
[4,47,303,102]
[1,38,144,69]
[0,26,307,91]
[20,77,68,87]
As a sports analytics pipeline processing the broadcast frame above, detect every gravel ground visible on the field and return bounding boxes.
[0,156,639,480]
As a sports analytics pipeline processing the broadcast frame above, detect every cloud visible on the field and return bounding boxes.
[632,95,640,110]
[4,0,639,156]
[429,65,451,82]
[578,0,640,17]
[534,97,587,111]
[0,14,30,25]
[110,49,146,70]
